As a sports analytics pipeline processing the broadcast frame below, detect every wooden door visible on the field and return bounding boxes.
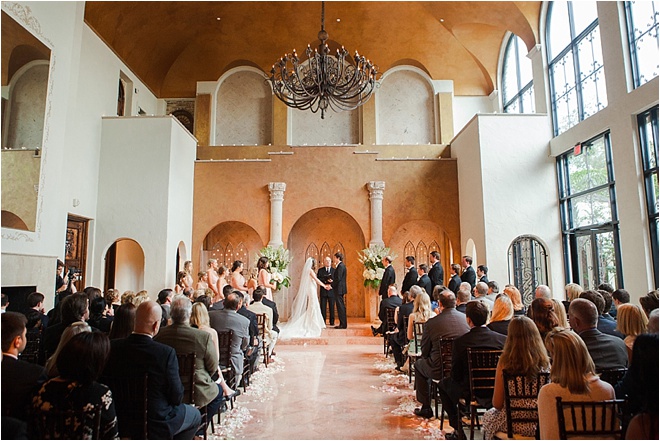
[65,215,88,291]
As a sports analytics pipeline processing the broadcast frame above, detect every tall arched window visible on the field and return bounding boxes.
[508,236,548,306]
[502,34,535,114]
[546,1,607,135]
[625,1,660,88]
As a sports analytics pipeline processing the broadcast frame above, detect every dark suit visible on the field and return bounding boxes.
[448,274,462,295]
[417,274,433,296]
[461,266,477,289]
[262,297,280,333]
[332,261,348,328]
[428,261,444,288]
[414,308,470,406]
[317,265,335,325]
[103,334,201,440]
[401,266,418,294]
[597,315,624,339]
[379,265,396,300]
[437,326,506,427]
[389,302,415,366]
[375,295,402,334]
[1,356,46,421]
[479,275,489,284]
[578,328,628,371]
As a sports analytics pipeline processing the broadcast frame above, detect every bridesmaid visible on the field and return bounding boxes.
[230,260,248,294]
[257,256,278,301]
[217,265,228,300]
[182,261,194,289]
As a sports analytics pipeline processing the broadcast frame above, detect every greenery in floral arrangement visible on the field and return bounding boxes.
[256,245,292,290]
[358,245,396,289]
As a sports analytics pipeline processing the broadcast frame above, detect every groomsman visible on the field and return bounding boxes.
[379,256,396,300]
[417,264,433,296]
[448,264,462,295]
[401,256,418,294]
[461,255,477,290]
[428,251,444,288]
[317,256,335,326]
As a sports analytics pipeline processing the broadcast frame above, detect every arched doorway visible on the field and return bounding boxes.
[287,208,366,318]
[202,221,263,273]
[103,238,145,293]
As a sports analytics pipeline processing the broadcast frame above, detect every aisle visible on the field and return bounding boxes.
[209,345,448,440]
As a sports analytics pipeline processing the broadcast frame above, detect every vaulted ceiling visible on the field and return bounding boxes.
[84,1,541,98]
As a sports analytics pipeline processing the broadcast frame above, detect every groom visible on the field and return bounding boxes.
[331,252,348,329]
[317,256,335,326]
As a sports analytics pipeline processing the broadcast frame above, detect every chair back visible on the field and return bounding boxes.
[597,367,627,387]
[502,371,551,438]
[217,329,236,388]
[256,313,267,338]
[177,352,196,404]
[411,321,425,355]
[385,307,397,331]
[439,338,454,379]
[104,374,148,439]
[555,397,625,440]
[466,348,502,407]
[35,403,102,439]
[20,328,42,364]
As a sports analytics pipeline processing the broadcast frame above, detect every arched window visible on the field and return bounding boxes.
[502,34,535,114]
[546,1,607,135]
[625,1,660,88]
[508,236,548,306]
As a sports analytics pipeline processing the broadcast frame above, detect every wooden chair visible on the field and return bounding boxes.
[20,328,42,365]
[555,398,625,440]
[256,313,270,367]
[597,367,627,387]
[34,403,102,439]
[216,329,236,424]
[407,321,425,383]
[458,348,502,440]
[177,352,208,440]
[383,307,397,356]
[432,337,455,425]
[103,374,148,439]
[493,372,550,440]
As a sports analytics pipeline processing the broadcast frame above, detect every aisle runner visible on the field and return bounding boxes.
[371,355,447,440]
[209,358,285,440]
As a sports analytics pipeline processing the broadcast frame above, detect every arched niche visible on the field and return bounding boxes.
[376,66,436,145]
[215,67,272,146]
[202,221,264,272]
[389,220,454,287]
[1,210,28,230]
[103,238,145,293]
[287,207,365,318]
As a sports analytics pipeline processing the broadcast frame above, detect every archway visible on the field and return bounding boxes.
[287,207,366,319]
[103,238,145,293]
[202,221,264,272]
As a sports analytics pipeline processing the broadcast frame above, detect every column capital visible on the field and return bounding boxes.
[367,181,385,199]
[268,182,286,201]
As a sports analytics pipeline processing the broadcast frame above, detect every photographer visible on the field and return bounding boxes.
[49,260,78,326]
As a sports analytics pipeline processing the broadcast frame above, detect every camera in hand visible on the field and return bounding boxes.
[67,267,82,279]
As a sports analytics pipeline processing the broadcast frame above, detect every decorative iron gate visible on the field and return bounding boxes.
[508,236,548,307]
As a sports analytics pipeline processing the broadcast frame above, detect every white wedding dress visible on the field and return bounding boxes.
[279,258,326,339]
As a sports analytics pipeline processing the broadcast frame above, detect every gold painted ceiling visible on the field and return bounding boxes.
[84,1,541,98]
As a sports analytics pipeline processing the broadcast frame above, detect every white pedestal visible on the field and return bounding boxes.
[364,286,379,323]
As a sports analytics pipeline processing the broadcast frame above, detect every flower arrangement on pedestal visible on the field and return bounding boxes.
[256,245,292,290]
[358,245,396,289]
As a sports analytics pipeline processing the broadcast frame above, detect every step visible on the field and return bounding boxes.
[277,318,385,346]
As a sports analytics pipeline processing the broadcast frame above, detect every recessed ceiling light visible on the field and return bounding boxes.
[216,17,221,21]
[336,18,341,22]
[440,18,444,22]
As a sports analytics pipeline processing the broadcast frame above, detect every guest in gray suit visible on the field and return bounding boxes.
[209,292,250,385]
[413,289,470,417]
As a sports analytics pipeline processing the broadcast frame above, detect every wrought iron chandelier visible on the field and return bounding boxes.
[268,1,378,119]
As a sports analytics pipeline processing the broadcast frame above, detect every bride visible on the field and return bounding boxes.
[279,257,328,339]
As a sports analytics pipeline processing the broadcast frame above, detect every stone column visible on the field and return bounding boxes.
[367,181,385,247]
[267,182,286,247]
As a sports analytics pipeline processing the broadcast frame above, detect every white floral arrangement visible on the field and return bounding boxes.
[358,245,395,289]
[256,245,292,290]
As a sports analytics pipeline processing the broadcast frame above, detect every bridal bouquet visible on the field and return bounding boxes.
[358,245,395,289]
[256,245,292,290]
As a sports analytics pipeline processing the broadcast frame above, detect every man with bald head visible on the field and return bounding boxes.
[104,301,201,439]
[568,298,628,371]
[473,282,493,309]
[535,284,552,300]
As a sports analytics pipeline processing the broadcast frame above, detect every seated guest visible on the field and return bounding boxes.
[482,316,551,439]
[648,308,659,333]
[615,303,648,360]
[103,301,201,440]
[25,292,49,329]
[487,294,513,336]
[33,332,118,439]
[455,286,471,314]
[485,281,499,304]
[473,282,493,309]
[155,296,226,436]
[87,297,113,333]
[538,328,615,440]
[611,288,630,319]
[639,290,659,319]
[372,284,402,336]
[503,285,526,316]
[580,290,624,338]
[195,295,212,310]
[568,299,628,371]
[551,298,570,329]
[42,293,90,360]
[528,298,559,340]
[406,291,436,355]
[105,289,121,313]
[1,312,46,422]
[107,303,135,340]
[235,291,260,372]
[157,289,173,327]
[598,289,616,321]
[433,301,506,433]
[563,282,583,315]
[534,285,552,300]
[247,287,278,363]
[45,322,91,378]
[209,292,250,386]
[389,288,416,369]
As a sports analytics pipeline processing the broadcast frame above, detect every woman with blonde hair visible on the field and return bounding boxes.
[551,298,570,329]
[182,260,194,289]
[503,285,525,315]
[487,295,514,336]
[616,303,649,359]
[537,328,615,440]
[406,291,436,352]
[563,282,583,313]
[196,271,209,290]
[482,316,551,438]
[45,321,92,378]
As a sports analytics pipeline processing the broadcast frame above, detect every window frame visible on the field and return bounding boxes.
[502,34,535,114]
[625,1,660,89]
[637,106,659,287]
